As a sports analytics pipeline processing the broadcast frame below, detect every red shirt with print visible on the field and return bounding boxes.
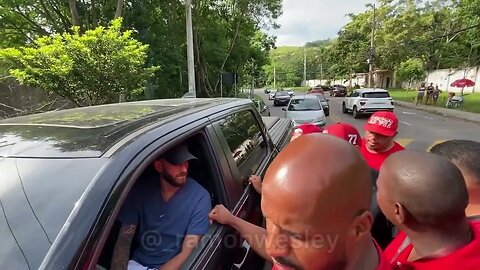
[360,140,405,171]
[384,222,480,270]
[271,240,391,270]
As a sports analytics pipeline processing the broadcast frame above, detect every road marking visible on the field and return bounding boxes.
[422,116,434,120]
[399,121,412,126]
[426,139,447,152]
[402,112,417,115]
[396,138,414,147]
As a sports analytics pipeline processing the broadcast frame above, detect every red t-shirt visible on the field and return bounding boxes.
[271,240,391,270]
[384,222,480,270]
[360,140,405,171]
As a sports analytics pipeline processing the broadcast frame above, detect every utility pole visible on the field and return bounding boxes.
[186,0,196,97]
[368,3,376,88]
[303,47,307,86]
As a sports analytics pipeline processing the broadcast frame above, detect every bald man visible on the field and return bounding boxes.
[378,151,480,269]
[430,140,480,219]
[209,134,390,270]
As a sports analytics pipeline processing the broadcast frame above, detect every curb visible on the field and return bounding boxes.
[394,100,480,125]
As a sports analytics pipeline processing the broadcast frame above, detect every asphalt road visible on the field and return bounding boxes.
[257,90,480,151]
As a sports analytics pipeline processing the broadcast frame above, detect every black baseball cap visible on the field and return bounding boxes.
[162,144,197,165]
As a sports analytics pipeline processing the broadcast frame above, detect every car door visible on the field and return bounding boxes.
[184,108,275,270]
[347,91,358,109]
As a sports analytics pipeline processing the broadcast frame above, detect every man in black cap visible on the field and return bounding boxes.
[111,144,211,270]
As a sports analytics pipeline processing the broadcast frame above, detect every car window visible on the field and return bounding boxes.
[219,111,267,177]
[288,98,321,111]
[276,91,289,97]
[362,92,390,98]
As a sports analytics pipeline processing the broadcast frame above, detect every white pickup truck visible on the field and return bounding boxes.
[342,88,394,119]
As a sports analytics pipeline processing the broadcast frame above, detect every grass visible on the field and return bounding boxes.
[388,88,480,114]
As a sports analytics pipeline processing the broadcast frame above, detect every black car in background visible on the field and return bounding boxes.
[330,85,348,97]
[273,91,291,106]
[0,98,292,270]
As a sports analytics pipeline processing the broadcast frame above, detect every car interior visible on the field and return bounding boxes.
[96,133,222,269]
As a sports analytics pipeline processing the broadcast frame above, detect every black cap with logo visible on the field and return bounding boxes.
[162,144,197,165]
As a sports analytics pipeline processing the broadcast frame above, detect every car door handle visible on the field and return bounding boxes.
[232,241,250,268]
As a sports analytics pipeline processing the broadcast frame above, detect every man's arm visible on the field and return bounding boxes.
[209,205,271,262]
[160,235,202,270]
[111,224,137,270]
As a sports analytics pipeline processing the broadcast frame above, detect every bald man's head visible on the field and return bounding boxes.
[261,133,373,270]
[377,150,468,229]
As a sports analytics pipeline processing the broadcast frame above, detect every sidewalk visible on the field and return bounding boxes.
[394,100,480,125]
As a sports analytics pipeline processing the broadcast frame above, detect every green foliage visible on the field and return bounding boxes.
[0,19,158,106]
[395,58,426,83]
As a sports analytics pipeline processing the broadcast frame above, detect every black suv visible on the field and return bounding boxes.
[0,98,292,270]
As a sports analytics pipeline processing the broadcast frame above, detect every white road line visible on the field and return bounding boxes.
[422,116,434,120]
[402,112,417,115]
[400,121,412,126]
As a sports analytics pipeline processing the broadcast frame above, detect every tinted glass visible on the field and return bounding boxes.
[288,98,321,111]
[0,158,106,269]
[363,92,390,98]
[219,111,267,176]
[276,92,289,97]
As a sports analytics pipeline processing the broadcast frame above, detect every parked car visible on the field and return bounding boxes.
[307,93,330,116]
[264,88,271,94]
[252,98,271,116]
[268,90,276,100]
[282,95,326,127]
[342,88,394,118]
[0,98,292,270]
[307,86,324,95]
[286,88,295,96]
[273,91,291,106]
[330,85,348,97]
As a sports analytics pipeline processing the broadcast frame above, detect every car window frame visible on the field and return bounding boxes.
[77,119,232,270]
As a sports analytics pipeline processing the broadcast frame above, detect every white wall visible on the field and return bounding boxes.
[403,67,479,93]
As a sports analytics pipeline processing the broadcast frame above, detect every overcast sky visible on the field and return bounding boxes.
[268,0,372,46]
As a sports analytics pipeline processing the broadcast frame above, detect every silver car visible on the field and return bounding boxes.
[307,93,330,116]
[282,95,326,127]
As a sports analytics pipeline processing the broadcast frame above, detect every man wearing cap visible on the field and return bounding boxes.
[111,144,211,270]
[360,111,405,171]
[323,122,395,248]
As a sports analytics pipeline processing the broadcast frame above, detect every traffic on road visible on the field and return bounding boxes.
[257,88,480,152]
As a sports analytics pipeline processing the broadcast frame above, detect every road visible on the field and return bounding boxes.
[257,90,480,151]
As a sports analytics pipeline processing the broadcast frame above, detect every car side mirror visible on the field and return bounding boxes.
[282,108,286,111]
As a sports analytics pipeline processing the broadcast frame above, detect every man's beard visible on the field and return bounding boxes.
[162,170,187,187]
[274,253,347,270]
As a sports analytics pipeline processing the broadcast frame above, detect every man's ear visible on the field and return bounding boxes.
[395,203,407,225]
[153,159,163,172]
[352,211,373,238]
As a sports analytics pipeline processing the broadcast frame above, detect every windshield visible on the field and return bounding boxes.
[276,92,289,97]
[363,92,390,98]
[288,98,321,111]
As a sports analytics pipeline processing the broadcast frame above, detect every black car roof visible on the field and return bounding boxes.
[0,98,248,158]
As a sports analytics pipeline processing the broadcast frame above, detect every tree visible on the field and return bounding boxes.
[0,19,159,106]
[395,58,426,88]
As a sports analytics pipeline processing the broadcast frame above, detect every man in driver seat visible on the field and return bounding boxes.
[111,144,211,270]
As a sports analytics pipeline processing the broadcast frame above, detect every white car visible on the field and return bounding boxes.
[342,88,394,119]
[283,95,326,127]
[286,89,295,96]
[269,91,276,100]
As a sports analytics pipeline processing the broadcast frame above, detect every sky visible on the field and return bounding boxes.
[267,0,372,46]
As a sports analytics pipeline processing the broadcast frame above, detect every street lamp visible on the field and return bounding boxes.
[186,0,196,97]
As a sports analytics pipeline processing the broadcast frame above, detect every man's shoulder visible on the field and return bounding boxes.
[393,141,406,151]
[186,177,210,198]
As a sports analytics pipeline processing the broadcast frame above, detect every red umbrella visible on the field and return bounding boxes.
[450,78,475,88]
